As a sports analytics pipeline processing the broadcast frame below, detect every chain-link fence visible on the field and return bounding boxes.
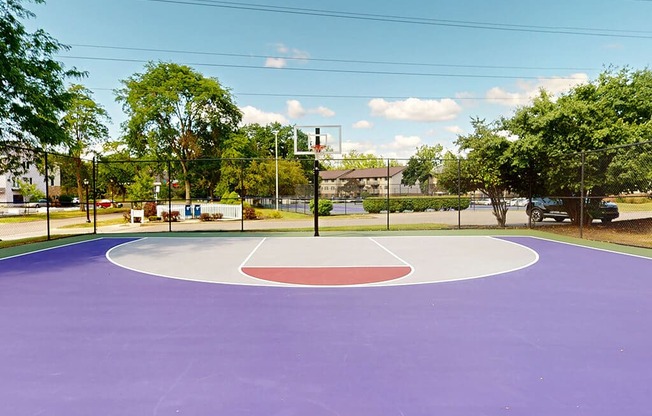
[2,142,651,246]
[0,145,95,242]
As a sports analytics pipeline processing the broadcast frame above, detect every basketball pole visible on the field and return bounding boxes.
[313,127,320,237]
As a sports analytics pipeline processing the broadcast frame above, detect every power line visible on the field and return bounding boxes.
[69,43,597,72]
[86,87,547,102]
[58,55,587,81]
[145,0,652,39]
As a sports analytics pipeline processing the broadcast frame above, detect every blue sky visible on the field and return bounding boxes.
[26,0,652,159]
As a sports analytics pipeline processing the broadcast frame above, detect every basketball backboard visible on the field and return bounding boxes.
[294,125,342,156]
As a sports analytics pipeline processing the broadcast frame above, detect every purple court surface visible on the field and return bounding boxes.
[1,236,651,415]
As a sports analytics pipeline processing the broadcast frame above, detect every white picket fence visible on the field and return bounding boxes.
[156,203,242,220]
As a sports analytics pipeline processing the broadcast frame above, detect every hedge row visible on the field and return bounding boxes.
[362,196,470,213]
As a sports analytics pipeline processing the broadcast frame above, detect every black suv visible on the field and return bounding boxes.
[526,197,619,223]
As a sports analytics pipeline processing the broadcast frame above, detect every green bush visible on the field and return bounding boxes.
[221,191,240,205]
[309,199,334,216]
[265,210,282,219]
[362,196,470,213]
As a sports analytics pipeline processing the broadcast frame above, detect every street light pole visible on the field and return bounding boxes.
[273,130,279,211]
[83,179,90,223]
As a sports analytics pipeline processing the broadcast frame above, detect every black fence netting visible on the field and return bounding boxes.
[2,141,651,247]
[0,145,95,242]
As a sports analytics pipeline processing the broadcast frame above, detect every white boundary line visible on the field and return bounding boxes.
[0,236,106,261]
[368,237,414,279]
[526,235,652,261]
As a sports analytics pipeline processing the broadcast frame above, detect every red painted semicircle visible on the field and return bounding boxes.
[241,266,411,286]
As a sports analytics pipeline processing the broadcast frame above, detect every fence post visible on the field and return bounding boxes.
[44,150,51,240]
[167,159,172,232]
[457,157,461,230]
[386,159,390,231]
[579,151,585,238]
[92,157,97,234]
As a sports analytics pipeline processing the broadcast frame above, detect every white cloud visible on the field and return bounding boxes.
[445,125,464,135]
[341,135,433,159]
[314,106,335,117]
[269,43,310,65]
[352,120,373,129]
[286,100,335,119]
[264,57,286,68]
[368,98,462,122]
[287,100,306,118]
[342,140,376,155]
[289,48,310,61]
[240,106,288,125]
[486,73,589,107]
[275,43,289,54]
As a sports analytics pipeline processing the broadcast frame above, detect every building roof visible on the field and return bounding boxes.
[319,169,354,180]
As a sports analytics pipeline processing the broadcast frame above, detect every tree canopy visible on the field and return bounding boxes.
[60,84,110,207]
[117,62,242,202]
[0,0,81,172]
[502,67,652,222]
[401,144,443,194]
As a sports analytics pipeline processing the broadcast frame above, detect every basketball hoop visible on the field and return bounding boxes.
[311,144,327,153]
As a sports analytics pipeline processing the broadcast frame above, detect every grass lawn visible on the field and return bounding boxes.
[617,202,652,212]
[0,208,128,223]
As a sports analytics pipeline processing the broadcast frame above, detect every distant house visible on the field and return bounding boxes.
[0,161,61,204]
[319,166,421,198]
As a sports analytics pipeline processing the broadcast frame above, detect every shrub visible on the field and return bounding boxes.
[362,196,470,213]
[143,201,157,218]
[243,206,258,220]
[211,212,223,220]
[148,215,159,222]
[123,211,131,223]
[199,213,211,221]
[221,191,240,205]
[309,199,334,216]
[162,211,181,222]
[265,210,282,219]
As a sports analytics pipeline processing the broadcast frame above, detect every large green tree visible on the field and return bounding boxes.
[60,84,110,209]
[439,119,514,226]
[401,144,443,194]
[0,0,80,172]
[117,62,241,203]
[503,67,652,223]
[244,159,308,197]
[216,123,296,195]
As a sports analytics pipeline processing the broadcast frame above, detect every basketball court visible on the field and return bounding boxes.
[1,234,651,415]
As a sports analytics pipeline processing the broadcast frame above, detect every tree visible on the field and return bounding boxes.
[439,119,513,227]
[60,84,110,210]
[0,0,81,172]
[216,123,298,195]
[17,178,44,202]
[401,144,443,194]
[338,150,402,169]
[117,62,242,203]
[503,67,652,224]
[244,159,308,197]
[126,170,155,209]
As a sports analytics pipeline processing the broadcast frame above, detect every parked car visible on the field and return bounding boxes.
[24,198,49,208]
[96,199,123,208]
[509,197,528,207]
[526,197,619,223]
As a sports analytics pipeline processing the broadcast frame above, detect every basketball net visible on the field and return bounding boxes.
[311,144,327,159]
